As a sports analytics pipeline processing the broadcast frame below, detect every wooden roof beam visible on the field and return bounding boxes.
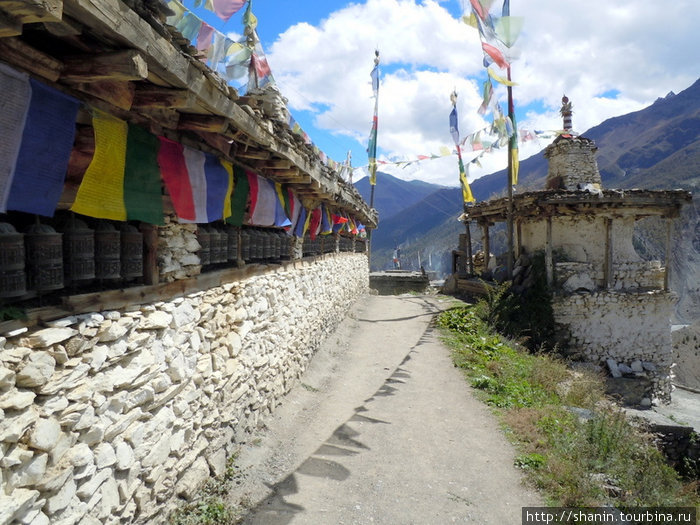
[0,10,22,37]
[0,0,63,25]
[61,50,148,83]
[0,37,63,81]
[132,85,196,110]
[178,114,229,134]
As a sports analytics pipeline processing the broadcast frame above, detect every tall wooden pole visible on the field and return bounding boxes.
[506,66,515,280]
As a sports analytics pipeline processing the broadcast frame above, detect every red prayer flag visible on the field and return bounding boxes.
[157,138,196,221]
[482,42,509,69]
[212,0,246,22]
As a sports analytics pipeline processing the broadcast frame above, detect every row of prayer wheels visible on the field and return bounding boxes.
[198,227,292,265]
[0,220,143,298]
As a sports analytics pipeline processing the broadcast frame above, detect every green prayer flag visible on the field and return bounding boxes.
[124,124,164,225]
[227,165,249,226]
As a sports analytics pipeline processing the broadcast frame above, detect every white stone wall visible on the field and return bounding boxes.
[553,290,675,395]
[0,253,369,525]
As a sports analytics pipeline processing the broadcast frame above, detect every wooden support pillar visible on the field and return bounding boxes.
[664,218,672,291]
[603,217,613,290]
[139,224,159,285]
[545,216,553,288]
[465,220,473,275]
[482,223,490,273]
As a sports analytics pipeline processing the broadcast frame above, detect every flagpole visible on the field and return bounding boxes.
[506,65,515,280]
[367,50,380,268]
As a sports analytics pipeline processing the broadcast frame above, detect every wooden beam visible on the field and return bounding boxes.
[140,224,159,286]
[132,85,195,110]
[0,10,22,37]
[61,50,148,83]
[254,159,293,170]
[236,149,270,160]
[74,80,134,110]
[139,108,180,130]
[0,38,62,81]
[0,0,62,24]
[194,131,232,158]
[177,114,228,133]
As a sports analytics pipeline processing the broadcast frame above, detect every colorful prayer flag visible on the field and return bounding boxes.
[247,173,277,226]
[227,165,249,226]
[209,0,246,22]
[367,59,379,186]
[6,78,80,217]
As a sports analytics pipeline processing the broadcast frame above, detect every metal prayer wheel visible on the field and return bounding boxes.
[0,223,26,298]
[25,224,63,291]
[227,227,239,262]
[251,229,262,261]
[197,226,210,266]
[211,227,227,264]
[61,218,95,284]
[280,232,291,261]
[95,221,121,280]
[263,230,272,260]
[120,224,143,279]
[273,230,282,261]
[240,229,250,262]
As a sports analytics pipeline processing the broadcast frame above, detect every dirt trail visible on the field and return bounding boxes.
[228,294,541,524]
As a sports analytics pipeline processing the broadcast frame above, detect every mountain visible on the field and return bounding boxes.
[361,78,700,282]
[355,172,445,223]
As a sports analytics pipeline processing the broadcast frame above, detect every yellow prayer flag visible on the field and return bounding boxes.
[460,169,475,203]
[71,111,127,220]
[487,68,518,87]
[221,159,234,220]
[510,148,519,186]
[439,146,452,157]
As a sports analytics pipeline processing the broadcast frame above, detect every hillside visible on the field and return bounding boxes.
[355,172,445,223]
[359,78,699,286]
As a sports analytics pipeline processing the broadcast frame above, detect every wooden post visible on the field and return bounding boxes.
[139,224,159,285]
[664,218,672,291]
[465,219,473,275]
[482,223,490,273]
[603,217,613,289]
[545,216,553,288]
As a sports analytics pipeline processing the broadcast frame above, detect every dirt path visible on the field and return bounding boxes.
[228,294,541,524]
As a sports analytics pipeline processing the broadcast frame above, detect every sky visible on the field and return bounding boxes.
[189,0,700,187]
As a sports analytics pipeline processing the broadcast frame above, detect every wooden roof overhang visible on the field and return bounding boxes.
[0,0,378,227]
[466,189,693,225]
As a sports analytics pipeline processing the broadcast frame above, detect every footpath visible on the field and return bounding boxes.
[228,294,541,524]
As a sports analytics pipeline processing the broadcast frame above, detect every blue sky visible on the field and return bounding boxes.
[179,0,700,187]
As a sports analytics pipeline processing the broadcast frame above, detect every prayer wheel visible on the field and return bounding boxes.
[240,228,250,262]
[207,226,222,264]
[227,226,239,262]
[0,223,26,298]
[95,221,121,280]
[25,224,63,292]
[197,226,210,266]
[213,226,228,264]
[251,229,262,261]
[61,218,95,284]
[281,232,291,261]
[120,224,143,279]
[273,230,282,261]
[263,229,273,261]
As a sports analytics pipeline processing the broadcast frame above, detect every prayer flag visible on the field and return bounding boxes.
[0,64,31,213]
[320,204,332,235]
[227,165,249,226]
[478,79,494,115]
[196,22,215,53]
[6,78,79,217]
[158,137,195,221]
[458,149,475,203]
[367,60,379,186]
[293,207,307,237]
[309,207,322,240]
[273,182,291,227]
[123,124,165,225]
[209,0,246,22]
[449,107,460,145]
[71,111,128,220]
[487,67,518,86]
[288,188,302,234]
[482,42,509,69]
[248,173,277,226]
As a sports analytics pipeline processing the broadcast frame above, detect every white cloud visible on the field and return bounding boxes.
[266,0,700,187]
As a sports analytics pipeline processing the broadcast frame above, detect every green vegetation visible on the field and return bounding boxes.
[0,305,27,322]
[169,453,240,525]
[437,304,699,507]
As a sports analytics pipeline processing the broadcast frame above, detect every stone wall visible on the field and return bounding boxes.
[553,290,675,397]
[555,261,664,292]
[544,137,601,190]
[0,253,369,524]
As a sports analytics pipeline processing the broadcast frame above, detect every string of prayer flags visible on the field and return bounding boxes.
[71,111,164,224]
[449,93,476,204]
[1,72,80,217]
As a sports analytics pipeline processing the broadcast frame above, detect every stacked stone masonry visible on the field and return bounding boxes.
[553,290,675,398]
[0,253,369,524]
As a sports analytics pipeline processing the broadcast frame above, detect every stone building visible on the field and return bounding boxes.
[465,97,692,402]
[0,1,376,523]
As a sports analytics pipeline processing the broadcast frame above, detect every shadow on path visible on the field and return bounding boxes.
[241,298,441,525]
